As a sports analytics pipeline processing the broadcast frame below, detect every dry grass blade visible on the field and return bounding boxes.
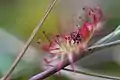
[1,0,58,80]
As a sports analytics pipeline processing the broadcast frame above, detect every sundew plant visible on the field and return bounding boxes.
[1,0,120,80]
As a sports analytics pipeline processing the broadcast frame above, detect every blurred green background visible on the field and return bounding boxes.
[0,0,59,41]
[1,0,120,80]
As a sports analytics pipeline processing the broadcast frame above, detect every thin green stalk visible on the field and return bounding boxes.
[63,68,120,80]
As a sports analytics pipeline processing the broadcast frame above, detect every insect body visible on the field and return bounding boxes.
[70,31,83,44]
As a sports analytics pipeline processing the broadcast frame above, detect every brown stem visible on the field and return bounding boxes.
[29,40,120,80]
[1,0,58,80]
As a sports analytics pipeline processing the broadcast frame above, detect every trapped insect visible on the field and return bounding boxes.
[38,6,104,71]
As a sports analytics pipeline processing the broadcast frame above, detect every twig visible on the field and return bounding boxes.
[29,40,120,80]
[47,65,120,80]
[1,0,58,80]
[63,67,120,80]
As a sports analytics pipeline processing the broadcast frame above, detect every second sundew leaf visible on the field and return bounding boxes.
[94,25,120,45]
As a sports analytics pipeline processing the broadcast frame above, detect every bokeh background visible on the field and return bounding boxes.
[0,0,120,80]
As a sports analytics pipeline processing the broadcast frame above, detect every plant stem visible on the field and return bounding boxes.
[47,65,120,80]
[1,0,58,80]
[29,40,120,80]
[63,68,120,80]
